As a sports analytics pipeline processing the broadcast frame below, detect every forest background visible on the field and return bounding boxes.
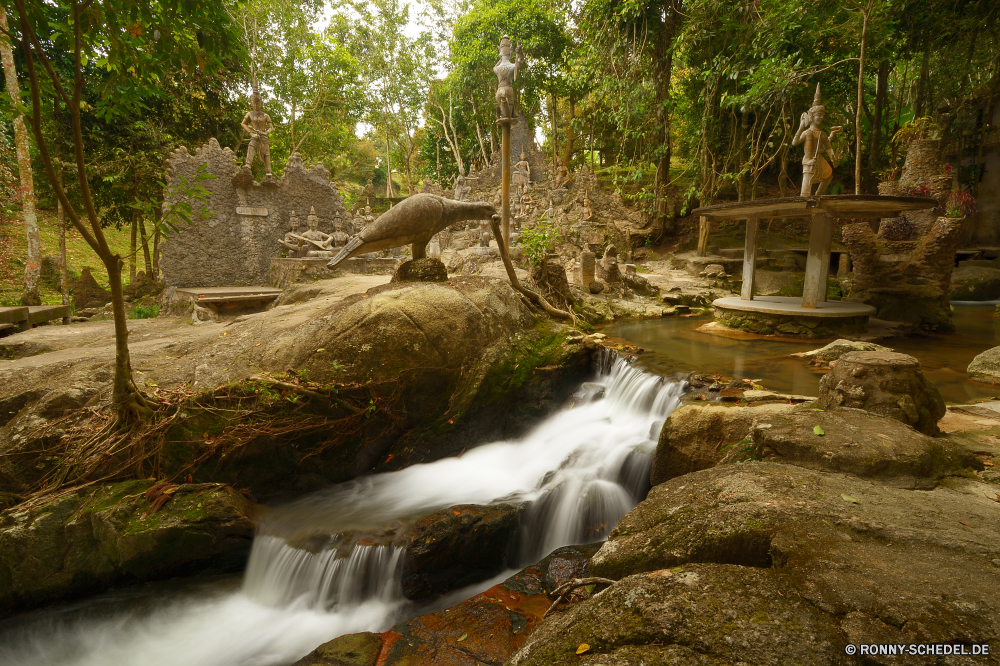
[0,0,998,306]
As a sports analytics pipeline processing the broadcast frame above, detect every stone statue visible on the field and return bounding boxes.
[326,194,497,269]
[581,194,593,221]
[362,179,376,203]
[454,174,470,202]
[494,36,524,119]
[793,83,842,197]
[300,206,335,257]
[513,149,531,194]
[278,210,305,257]
[362,206,375,227]
[553,157,569,189]
[479,219,492,248]
[241,90,275,176]
[331,219,351,248]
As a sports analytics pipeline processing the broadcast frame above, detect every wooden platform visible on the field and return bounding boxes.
[712,296,875,317]
[0,304,72,330]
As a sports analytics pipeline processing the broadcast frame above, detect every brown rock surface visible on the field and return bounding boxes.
[816,351,945,435]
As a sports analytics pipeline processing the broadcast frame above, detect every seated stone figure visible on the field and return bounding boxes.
[278,211,306,257]
[301,207,336,257]
[331,220,351,248]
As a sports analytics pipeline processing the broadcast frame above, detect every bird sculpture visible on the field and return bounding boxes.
[326,194,497,269]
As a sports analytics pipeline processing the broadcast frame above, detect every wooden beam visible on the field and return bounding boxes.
[802,212,832,308]
[697,216,710,257]
[741,217,758,301]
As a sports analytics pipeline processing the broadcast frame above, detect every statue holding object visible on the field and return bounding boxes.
[792,83,842,196]
[494,36,524,119]
[241,78,275,176]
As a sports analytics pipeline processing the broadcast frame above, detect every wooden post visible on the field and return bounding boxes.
[697,216,710,256]
[501,119,511,248]
[802,212,832,308]
[741,217,758,301]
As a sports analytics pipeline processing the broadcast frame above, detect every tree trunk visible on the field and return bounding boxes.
[129,209,138,283]
[57,168,68,305]
[138,216,153,275]
[869,60,889,178]
[855,3,870,194]
[653,1,679,235]
[550,94,559,166]
[470,96,489,165]
[914,35,932,118]
[0,8,41,305]
[563,96,575,169]
[384,135,393,197]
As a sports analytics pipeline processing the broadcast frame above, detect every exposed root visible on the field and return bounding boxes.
[489,215,574,323]
[543,577,616,618]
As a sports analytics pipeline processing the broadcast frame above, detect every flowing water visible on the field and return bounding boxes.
[0,352,685,666]
[603,301,1000,404]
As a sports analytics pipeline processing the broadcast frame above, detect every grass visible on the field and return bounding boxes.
[1,208,133,305]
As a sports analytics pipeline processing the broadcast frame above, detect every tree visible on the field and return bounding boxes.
[10,0,239,420]
[0,5,39,305]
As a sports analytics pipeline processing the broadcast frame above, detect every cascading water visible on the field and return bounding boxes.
[0,351,686,666]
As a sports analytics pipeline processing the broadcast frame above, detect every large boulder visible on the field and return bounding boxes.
[390,258,448,283]
[949,265,1000,301]
[292,632,382,666]
[816,351,945,435]
[791,338,893,363]
[508,462,1000,665]
[0,480,254,616]
[650,402,795,486]
[968,345,1000,385]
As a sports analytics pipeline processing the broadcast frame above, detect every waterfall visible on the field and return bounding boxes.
[0,351,686,666]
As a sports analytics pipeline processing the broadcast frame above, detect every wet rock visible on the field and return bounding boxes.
[510,462,1000,665]
[650,402,796,486]
[968,345,1000,385]
[741,389,816,403]
[949,265,1000,301]
[699,263,726,278]
[0,480,254,616]
[791,338,894,363]
[816,351,945,435]
[390,258,448,283]
[398,503,522,600]
[291,632,382,666]
[0,340,57,361]
[376,544,598,666]
[739,407,979,488]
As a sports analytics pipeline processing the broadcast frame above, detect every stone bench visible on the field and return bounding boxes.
[0,304,72,331]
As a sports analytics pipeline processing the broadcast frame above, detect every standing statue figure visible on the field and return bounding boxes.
[513,149,531,194]
[453,174,470,202]
[278,210,305,257]
[241,89,274,176]
[792,83,842,197]
[494,36,524,119]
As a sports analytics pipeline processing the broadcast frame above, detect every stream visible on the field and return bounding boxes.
[0,351,685,666]
[603,301,1000,404]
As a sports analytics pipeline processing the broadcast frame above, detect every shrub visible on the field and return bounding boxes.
[943,191,977,218]
[130,304,160,319]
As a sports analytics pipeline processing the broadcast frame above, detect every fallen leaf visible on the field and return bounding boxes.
[447,418,454,425]
[959,521,969,526]
[576,644,590,655]
[316,348,325,352]
[814,425,825,436]
[841,494,859,504]
[384,454,395,463]
[255,343,261,347]
[457,634,467,642]
[984,461,995,467]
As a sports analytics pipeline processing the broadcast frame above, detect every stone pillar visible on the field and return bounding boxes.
[836,253,851,279]
[580,250,596,287]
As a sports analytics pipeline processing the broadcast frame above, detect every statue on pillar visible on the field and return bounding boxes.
[494,36,524,119]
[792,84,842,197]
[241,78,275,176]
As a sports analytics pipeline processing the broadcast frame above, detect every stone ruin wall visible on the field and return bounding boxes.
[161,139,348,287]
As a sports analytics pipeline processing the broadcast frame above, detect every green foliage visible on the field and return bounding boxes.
[892,117,942,146]
[519,217,561,267]
[129,304,160,319]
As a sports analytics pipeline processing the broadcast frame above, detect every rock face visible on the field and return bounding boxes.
[69,267,111,309]
[650,402,795,486]
[161,141,350,287]
[968,345,1000,384]
[816,351,945,435]
[949,265,1000,300]
[389,257,448,283]
[842,217,962,331]
[510,460,999,665]
[291,632,382,666]
[0,480,254,616]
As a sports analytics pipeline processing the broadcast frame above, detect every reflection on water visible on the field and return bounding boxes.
[602,302,1000,404]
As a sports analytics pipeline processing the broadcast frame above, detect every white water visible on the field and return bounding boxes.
[0,352,685,666]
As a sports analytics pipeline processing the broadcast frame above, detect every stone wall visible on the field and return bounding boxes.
[160,139,349,287]
[473,111,547,188]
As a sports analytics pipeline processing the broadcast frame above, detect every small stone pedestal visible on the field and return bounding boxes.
[391,258,448,283]
[816,351,945,435]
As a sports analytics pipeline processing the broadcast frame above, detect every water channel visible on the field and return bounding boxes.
[603,301,1000,405]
